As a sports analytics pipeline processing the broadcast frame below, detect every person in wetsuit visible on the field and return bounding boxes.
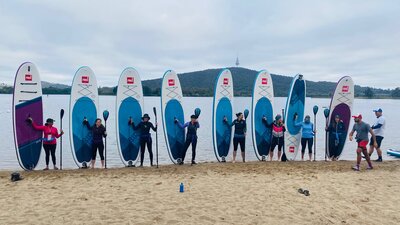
[175,115,200,165]
[262,114,286,161]
[294,114,315,161]
[224,112,247,163]
[325,115,346,161]
[83,118,107,169]
[28,117,64,170]
[129,113,157,167]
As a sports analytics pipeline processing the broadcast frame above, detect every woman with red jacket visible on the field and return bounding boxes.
[28,117,64,170]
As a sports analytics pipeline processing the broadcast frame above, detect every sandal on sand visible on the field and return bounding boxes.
[352,165,360,171]
[43,168,49,171]
[298,188,304,194]
[303,190,310,196]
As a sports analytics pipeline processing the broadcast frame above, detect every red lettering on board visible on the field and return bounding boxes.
[168,79,175,86]
[262,78,268,85]
[82,76,89,84]
[342,86,349,93]
[223,78,229,85]
[127,77,134,84]
[25,74,32,81]
[289,146,295,153]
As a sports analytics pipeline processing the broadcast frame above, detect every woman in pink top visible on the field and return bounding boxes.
[28,117,64,170]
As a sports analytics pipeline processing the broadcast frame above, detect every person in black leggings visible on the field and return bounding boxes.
[129,113,157,166]
[175,115,200,165]
[224,112,247,163]
[84,118,107,168]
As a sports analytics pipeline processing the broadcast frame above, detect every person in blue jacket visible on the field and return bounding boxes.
[175,115,200,165]
[294,114,315,161]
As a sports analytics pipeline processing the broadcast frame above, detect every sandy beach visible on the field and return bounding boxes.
[1,161,399,225]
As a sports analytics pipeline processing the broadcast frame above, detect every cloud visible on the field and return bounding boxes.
[0,0,399,88]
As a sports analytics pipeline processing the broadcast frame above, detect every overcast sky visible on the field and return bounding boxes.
[0,0,399,88]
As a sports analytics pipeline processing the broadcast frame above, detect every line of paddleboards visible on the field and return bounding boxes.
[12,63,368,170]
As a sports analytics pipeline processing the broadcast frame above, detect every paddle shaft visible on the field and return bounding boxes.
[60,110,64,170]
[325,117,328,161]
[104,120,107,168]
[313,113,317,161]
[153,107,159,168]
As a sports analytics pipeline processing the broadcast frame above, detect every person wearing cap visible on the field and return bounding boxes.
[27,117,64,170]
[175,115,200,165]
[325,115,346,160]
[368,108,386,162]
[129,113,157,167]
[262,114,286,161]
[349,114,377,171]
[294,114,316,161]
[83,118,107,169]
[224,112,247,163]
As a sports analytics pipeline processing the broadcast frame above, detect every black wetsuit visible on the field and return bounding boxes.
[327,121,346,158]
[131,121,157,166]
[85,123,106,160]
[226,119,247,152]
[178,121,200,162]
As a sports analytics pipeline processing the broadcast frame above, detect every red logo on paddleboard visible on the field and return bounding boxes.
[289,146,295,153]
[168,79,175,86]
[262,78,268,85]
[82,76,89,84]
[342,86,349,93]
[25,74,32,81]
[223,78,229,85]
[127,77,134,84]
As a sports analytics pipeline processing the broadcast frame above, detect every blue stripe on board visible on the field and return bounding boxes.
[16,96,42,109]
[165,99,185,160]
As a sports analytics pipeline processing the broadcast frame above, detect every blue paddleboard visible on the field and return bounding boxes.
[212,69,234,162]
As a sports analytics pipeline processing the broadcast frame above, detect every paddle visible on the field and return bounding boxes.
[323,108,330,161]
[59,109,64,170]
[194,108,201,118]
[312,105,319,162]
[244,109,249,119]
[153,107,159,168]
[281,108,287,162]
[103,110,109,169]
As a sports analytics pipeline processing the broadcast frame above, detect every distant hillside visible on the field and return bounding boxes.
[142,67,394,98]
[1,67,398,98]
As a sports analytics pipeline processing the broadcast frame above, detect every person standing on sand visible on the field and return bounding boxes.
[83,118,107,169]
[262,114,285,161]
[349,114,377,171]
[28,117,64,170]
[325,115,346,161]
[294,114,315,161]
[368,108,385,162]
[175,115,200,165]
[129,114,157,167]
[224,112,246,163]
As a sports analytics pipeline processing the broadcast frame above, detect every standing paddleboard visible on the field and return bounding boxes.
[251,70,274,161]
[284,74,306,160]
[69,66,98,168]
[161,70,185,164]
[327,76,354,159]
[12,62,43,170]
[116,67,143,166]
[212,69,234,162]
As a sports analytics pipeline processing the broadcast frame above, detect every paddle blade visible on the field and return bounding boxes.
[194,108,201,117]
[153,107,157,116]
[244,109,249,119]
[60,109,65,119]
[323,108,330,118]
[313,105,319,115]
[103,110,110,121]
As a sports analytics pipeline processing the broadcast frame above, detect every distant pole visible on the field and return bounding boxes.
[235,56,240,67]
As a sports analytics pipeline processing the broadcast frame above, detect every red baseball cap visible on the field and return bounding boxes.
[352,114,362,119]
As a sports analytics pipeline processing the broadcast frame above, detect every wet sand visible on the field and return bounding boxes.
[0,160,399,225]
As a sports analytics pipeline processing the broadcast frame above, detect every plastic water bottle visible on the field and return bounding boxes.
[179,183,184,193]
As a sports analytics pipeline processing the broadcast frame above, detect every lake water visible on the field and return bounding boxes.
[0,94,398,170]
